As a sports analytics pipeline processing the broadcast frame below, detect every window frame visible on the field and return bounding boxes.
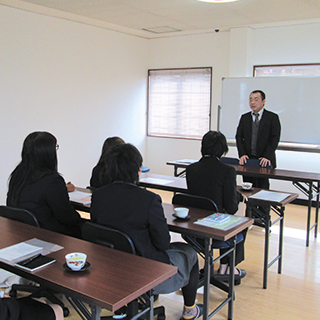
[253,63,320,77]
[147,67,212,140]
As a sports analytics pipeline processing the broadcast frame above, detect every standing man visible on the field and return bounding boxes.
[236,90,281,189]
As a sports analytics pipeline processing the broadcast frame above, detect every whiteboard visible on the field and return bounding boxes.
[220,76,320,147]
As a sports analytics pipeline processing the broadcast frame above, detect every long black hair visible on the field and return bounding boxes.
[7,131,58,205]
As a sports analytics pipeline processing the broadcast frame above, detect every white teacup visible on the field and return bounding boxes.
[65,252,87,271]
[241,182,253,190]
[174,207,189,219]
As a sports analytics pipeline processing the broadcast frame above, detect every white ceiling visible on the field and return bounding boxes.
[2,0,320,39]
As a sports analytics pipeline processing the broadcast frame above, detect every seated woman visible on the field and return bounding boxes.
[89,136,125,189]
[186,130,247,282]
[90,143,203,320]
[0,295,63,320]
[6,131,82,238]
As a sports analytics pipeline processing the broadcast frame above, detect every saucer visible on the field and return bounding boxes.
[63,262,90,272]
[241,186,253,191]
[172,213,190,221]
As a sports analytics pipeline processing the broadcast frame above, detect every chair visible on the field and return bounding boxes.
[220,157,239,165]
[0,206,70,317]
[171,193,244,288]
[81,221,165,320]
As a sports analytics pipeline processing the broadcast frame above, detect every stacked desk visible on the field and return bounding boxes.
[139,172,298,289]
[167,159,320,247]
[0,217,176,320]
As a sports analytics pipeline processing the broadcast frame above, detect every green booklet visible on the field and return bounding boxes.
[194,213,244,230]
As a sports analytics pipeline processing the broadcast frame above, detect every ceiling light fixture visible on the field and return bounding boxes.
[197,0,240,3]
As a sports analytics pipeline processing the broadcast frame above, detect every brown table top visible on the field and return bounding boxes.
[0,217,177,312]
[237,186,299,206]
[139,172,187,193]
[167,160,320,183]
[162,203,253,242]
[72,187,253,241]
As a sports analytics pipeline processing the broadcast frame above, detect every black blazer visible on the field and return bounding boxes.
[186,157,240,214]
[90,182,171,264]
[235,109,281,168]
[7,172,81,236]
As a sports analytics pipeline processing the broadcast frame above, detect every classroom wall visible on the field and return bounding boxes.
[147,22,320,199]
[1,4,320,203]
[0,5,149,202]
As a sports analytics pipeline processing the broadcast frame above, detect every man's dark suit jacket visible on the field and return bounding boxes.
[186,156,239,214]
[90,181,171,264]
[235,109,281,168]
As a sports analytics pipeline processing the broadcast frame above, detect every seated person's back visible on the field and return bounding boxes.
[6,131,81,237]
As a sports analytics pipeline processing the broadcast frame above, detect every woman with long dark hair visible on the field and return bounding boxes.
[89,136,125,189]
[7,132,82,237]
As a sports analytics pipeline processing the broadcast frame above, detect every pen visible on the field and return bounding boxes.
[18,253,41,266]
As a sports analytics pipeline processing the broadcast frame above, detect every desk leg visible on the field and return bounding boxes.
[263,211,270,289]
[203,237,212,320]
[149,294,154,320]
[278,207,284,274]
[89,304,102,320]
[228,239,235,320]
[174,165,178,177]
[315,182,319,238]
[306,182,313,247]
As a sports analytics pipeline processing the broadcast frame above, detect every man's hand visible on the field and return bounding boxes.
[259,157,271,167]
[239,155,249,165]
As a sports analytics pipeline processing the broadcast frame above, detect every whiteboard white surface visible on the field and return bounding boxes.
[220,76,320,147]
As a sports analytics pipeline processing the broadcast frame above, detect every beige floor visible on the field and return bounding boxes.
[15,190,320,319]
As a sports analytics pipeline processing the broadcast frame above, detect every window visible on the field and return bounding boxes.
[254,63,320,77]
[147,67,211,140]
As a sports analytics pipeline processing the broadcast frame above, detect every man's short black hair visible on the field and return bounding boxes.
[201,130,228,158]
[251,90,266,101]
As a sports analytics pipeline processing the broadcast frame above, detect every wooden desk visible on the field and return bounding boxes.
[139,172,187,193]
[140,173,299,288]
[71,188,253,320]
[164,203,253,320]
[167,159,320,247]
[0,217,177,320]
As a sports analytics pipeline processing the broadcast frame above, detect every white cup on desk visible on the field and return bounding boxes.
[65,252,87,271]
[241,182,253,190]
[174,207,189,219]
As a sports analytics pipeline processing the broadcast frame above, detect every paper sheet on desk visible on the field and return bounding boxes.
[69,190,91,205]
[25,238,63,255]
[173,159,197,164]
[140,177,173,185]
[249,190,291,202]
[0,242,42,263]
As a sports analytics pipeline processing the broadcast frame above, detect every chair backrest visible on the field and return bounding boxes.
[141,166,150,173]
[82,221,136,255]
[172,193,218,212]
[220,157,239,165]
[0,205,40,227]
